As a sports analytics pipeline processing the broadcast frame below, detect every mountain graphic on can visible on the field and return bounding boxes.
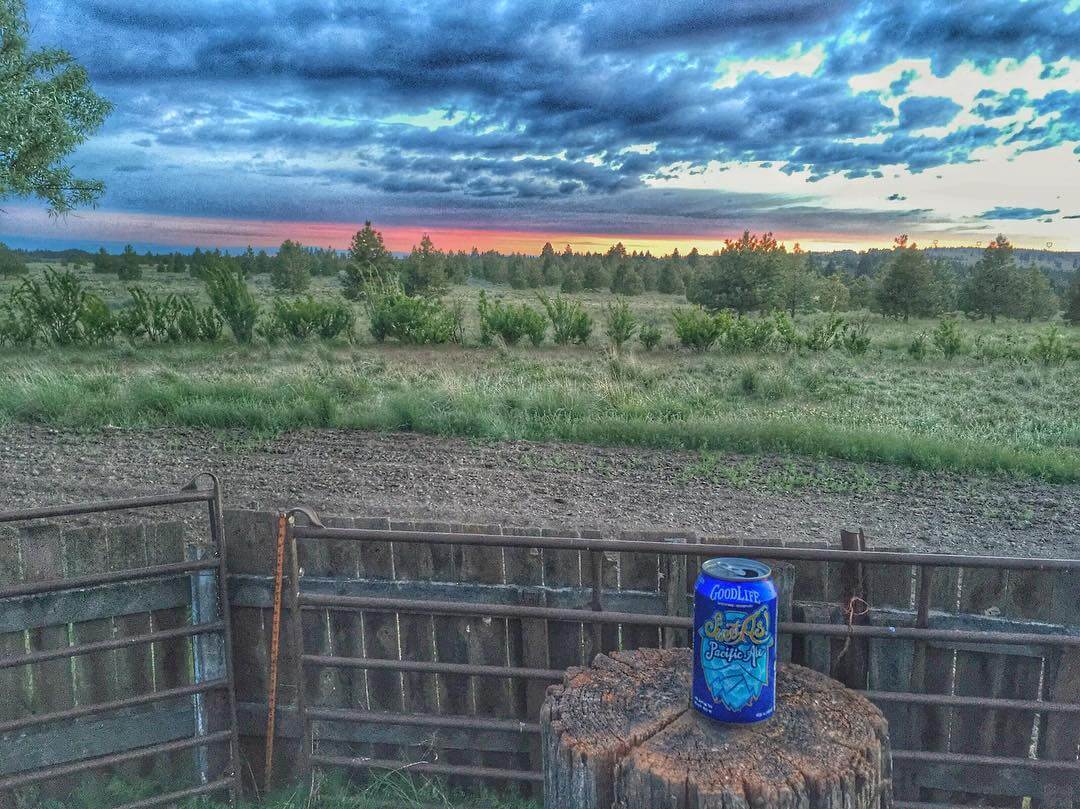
[691,557,777,723]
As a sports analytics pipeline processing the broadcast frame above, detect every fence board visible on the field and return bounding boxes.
[952,564,1032,808]
[388,519,440,766]
[222,509,278,790]
[0,532,27,729]
[617,530,662,652]
[458,522,516,778]
[58,526,113,714]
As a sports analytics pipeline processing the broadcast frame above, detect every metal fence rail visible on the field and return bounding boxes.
[0,476,242,807]
[283,510,1080,807]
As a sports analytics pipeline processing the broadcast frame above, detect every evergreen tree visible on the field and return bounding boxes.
[92,247,113,274]
[774,249,818,316]
[875,236,936,320]
[657,254,686,295]
[342,221,393,300]
[1065,272,1080,326]
[560,266,584,293]
[239,246,257,277]
[400,234,447,296]
[0,242,27,276]
[961,235,1020,323]
[1015,263,1058,322]
[271,240,313,292]
[687,231,785,313]
[610,260,644,295]
[117,243,141,281]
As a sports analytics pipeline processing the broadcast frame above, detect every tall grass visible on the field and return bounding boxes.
[1,341,1078,480]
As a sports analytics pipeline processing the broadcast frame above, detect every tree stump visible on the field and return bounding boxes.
[541,648,891,809]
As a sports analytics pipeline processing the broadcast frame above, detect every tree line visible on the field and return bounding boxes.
[3,225,1079,326]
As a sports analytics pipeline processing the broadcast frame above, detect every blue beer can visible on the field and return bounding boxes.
[691,557,777,723]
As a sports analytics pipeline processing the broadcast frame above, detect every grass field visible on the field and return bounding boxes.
[2,263,1078,481]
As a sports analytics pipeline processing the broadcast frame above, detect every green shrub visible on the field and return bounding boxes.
[726,313,776,352]
[841,320,871,355]
[604,298,637,350]
[176,298,223,342]
[772,311,801,349]
[478,291,547,346]
[265,296,354,341]
[908,332,929,360]
[673,306,722,351]
[538,294,591,345]
[638,323,663,351]
[1031,325,1068,366]
[205,261,259,343]
[5,269,113,345]
[804,314,845,351]
[120,287,181,342]
[369,289,462,344]
[933,317,964,358]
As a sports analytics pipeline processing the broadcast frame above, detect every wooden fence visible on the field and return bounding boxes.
[1,503,1078,808]
[0,486,241,809]
[231,509,1080,808]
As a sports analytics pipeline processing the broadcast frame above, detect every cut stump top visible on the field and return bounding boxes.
[541,648,891,809]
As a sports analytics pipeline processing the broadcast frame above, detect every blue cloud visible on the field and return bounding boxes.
[978,207,1061,220]
[897,96,962,130]
[15,0,1080,232]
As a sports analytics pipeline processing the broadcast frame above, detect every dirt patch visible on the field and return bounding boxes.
[2,426,1078,557]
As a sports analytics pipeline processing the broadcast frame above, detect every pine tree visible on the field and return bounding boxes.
[342,221,393,300]
[875,236,936,320]
[117,243,141,281]
[271,240,313,292]
[1063,272,1080,326]
[400,234,447,296]
[961,235,1020,323]
[1015,264,1058,322]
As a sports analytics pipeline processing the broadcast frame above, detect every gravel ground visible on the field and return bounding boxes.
[2,426,1078,557]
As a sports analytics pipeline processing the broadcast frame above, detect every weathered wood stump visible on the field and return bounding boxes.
[541,648,891,809]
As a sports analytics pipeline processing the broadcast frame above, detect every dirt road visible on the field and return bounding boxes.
[2,426,1077,557]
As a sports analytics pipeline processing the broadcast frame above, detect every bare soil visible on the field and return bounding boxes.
[2,426,1078,557]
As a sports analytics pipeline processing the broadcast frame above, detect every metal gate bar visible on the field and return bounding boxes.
[0,475,242,806]
[284,510,1080,801]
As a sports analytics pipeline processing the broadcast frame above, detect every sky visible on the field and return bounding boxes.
[3,0,1080,254]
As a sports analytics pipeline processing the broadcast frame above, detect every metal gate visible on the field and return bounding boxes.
[277,510,1080,808]
[0,475,241,808]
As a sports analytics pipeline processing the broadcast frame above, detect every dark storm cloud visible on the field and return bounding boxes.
[897,97,962,130]
[978,207,1061,220]
[20,0,1080,227]
[823,0,1080,77]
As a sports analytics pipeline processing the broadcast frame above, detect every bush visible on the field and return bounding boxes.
[725,313,775,352]
[673,306,723,351]
[477,291,547,346]
[264,296,354,341]
[772,310,801,349]
[638,323,662,351]
[841,320,871,355]
[0,243,27,277]
[369,289,462,344]
[933,317,964,358]
[908,332,929,360]
[804,314,845,351]
[1031,325,1068,366]
[120,287,180,342]
[119,288,222,343]
[176,298,223,342]
[4,269,114,345]
[604,298,637,350]
[538,294,591,345]
[205,261,259,343]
